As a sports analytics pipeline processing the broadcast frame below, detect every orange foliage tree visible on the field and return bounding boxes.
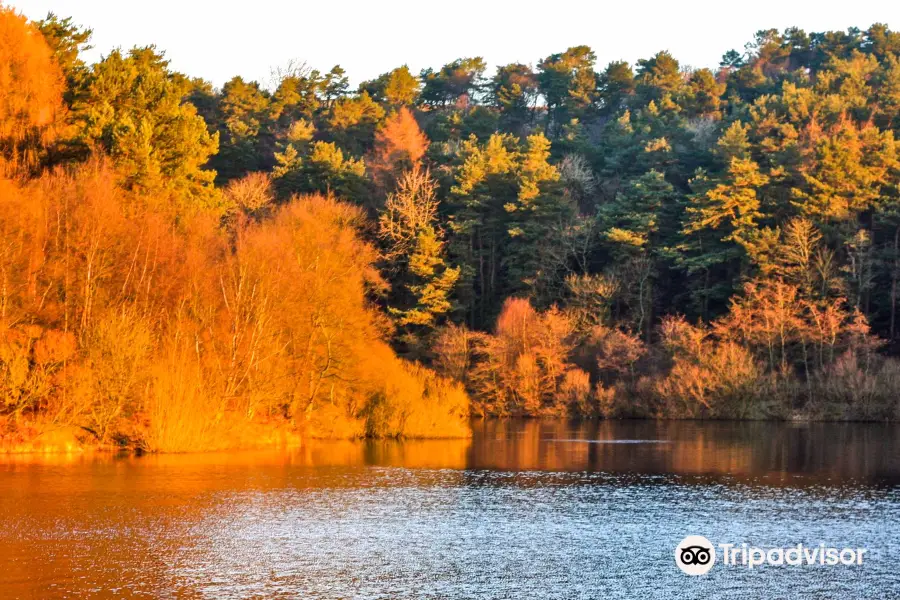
[368,107,428,190]
[0,6,64,176]
[436,298,588,416]
[0,162,469,449]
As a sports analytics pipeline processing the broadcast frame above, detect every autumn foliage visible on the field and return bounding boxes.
[0,6,63,175]
[5,9,900,452]
[368,107,428,189]
[433,289,900,420]
[0,165,469,451]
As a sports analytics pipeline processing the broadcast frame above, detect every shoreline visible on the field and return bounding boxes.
[2,414,895,455]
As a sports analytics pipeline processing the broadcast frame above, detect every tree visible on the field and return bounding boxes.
[322,65,349,106]
[73,47,219,205]
[379,168,459,346]
[677,158,770,316]
[223,171,275,222]
[597,60,635,116]
[720,49,746,70]
[360,65,420,106]
[684,68,726,118]
[635,51,685,105]
[447,132,568,326]
[504,134,571,300]
[600,170,677,336]
[537,46,598,135]
[0,6,65,176]
[774,217,840,298]
[35,13,92,108]
[420,57,486,108]
[368,107,428,189]
[326,91,385,155]
[490,63,538,132]
[383,66,419,105]
[715,121,751,162]
[465,298,577,416]
[269,66,322,126]
[791,121,898,226]
[208,76,272,182]
[273,140,366,203]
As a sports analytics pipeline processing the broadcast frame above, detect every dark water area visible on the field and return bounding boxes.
[1,420,898,598]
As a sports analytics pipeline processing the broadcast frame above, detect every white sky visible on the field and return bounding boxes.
[11,0,900,89]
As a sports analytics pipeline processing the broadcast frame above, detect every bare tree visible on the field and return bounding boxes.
[378,166,440,260]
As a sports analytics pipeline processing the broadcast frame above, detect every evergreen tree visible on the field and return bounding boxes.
[447,132,567,326]
[360,65,420,106]
[597,60,635,117]
[273,140,366,203]
[73,47,219,205]
[490,63,538,133]
[326,91,385,156]
[599,170,678,335]
[208,76,272,182]
[537,46,598,136]
[379,168,459,348]
[678,158,770,316]
[419,57,486,107]
[35,13,92,109]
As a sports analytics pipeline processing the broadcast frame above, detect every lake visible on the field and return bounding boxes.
[1,420,899,598]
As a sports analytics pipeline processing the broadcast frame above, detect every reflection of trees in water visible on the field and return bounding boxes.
[463,419,900,485]
[2,420,897,489]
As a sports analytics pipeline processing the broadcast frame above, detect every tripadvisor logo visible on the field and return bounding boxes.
[675,535,716,575]
[675,536,868,575]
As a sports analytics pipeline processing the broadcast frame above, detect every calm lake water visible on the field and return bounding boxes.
[1,420,899,599]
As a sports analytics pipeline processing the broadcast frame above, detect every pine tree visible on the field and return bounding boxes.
[273,141,366,203]
[73,47,219,205]
[490,63,538,133]
[35,13,92,109]
[379,168,459,347]
[600,170,677,335]
[678,158,769,316]
[326,91,385,156]
[208,76,272,182]
[419,58,486,108]
[537,46,598,137]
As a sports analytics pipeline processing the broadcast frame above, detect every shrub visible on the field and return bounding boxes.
[466,298,576,415]
[0,325,52,416]
[432,323,478,383]
[141,339,220,453]
[363,356,470,438]
[811,352,900,420]
[656,316,766,418]
[85,310,152,442]
[587,324,646,383]
[555,368,593,416]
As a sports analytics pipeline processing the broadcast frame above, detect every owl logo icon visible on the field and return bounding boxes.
[675,536,716,575]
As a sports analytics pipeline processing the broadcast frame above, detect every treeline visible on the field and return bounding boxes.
[2,6,900,442]
[0,7,468,450]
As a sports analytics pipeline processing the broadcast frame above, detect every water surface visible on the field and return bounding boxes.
[1,420,898,598]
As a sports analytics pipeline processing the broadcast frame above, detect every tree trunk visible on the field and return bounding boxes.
[892,225,899,341]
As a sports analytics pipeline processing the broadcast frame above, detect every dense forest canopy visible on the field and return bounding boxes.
[154,24,900,338]
[2,4,900,447]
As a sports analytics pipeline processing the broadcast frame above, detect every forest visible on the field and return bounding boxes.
[2,5,900,451]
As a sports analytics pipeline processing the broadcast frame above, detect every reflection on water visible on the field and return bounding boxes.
[1,420,899,599]
[468,420,900,484]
